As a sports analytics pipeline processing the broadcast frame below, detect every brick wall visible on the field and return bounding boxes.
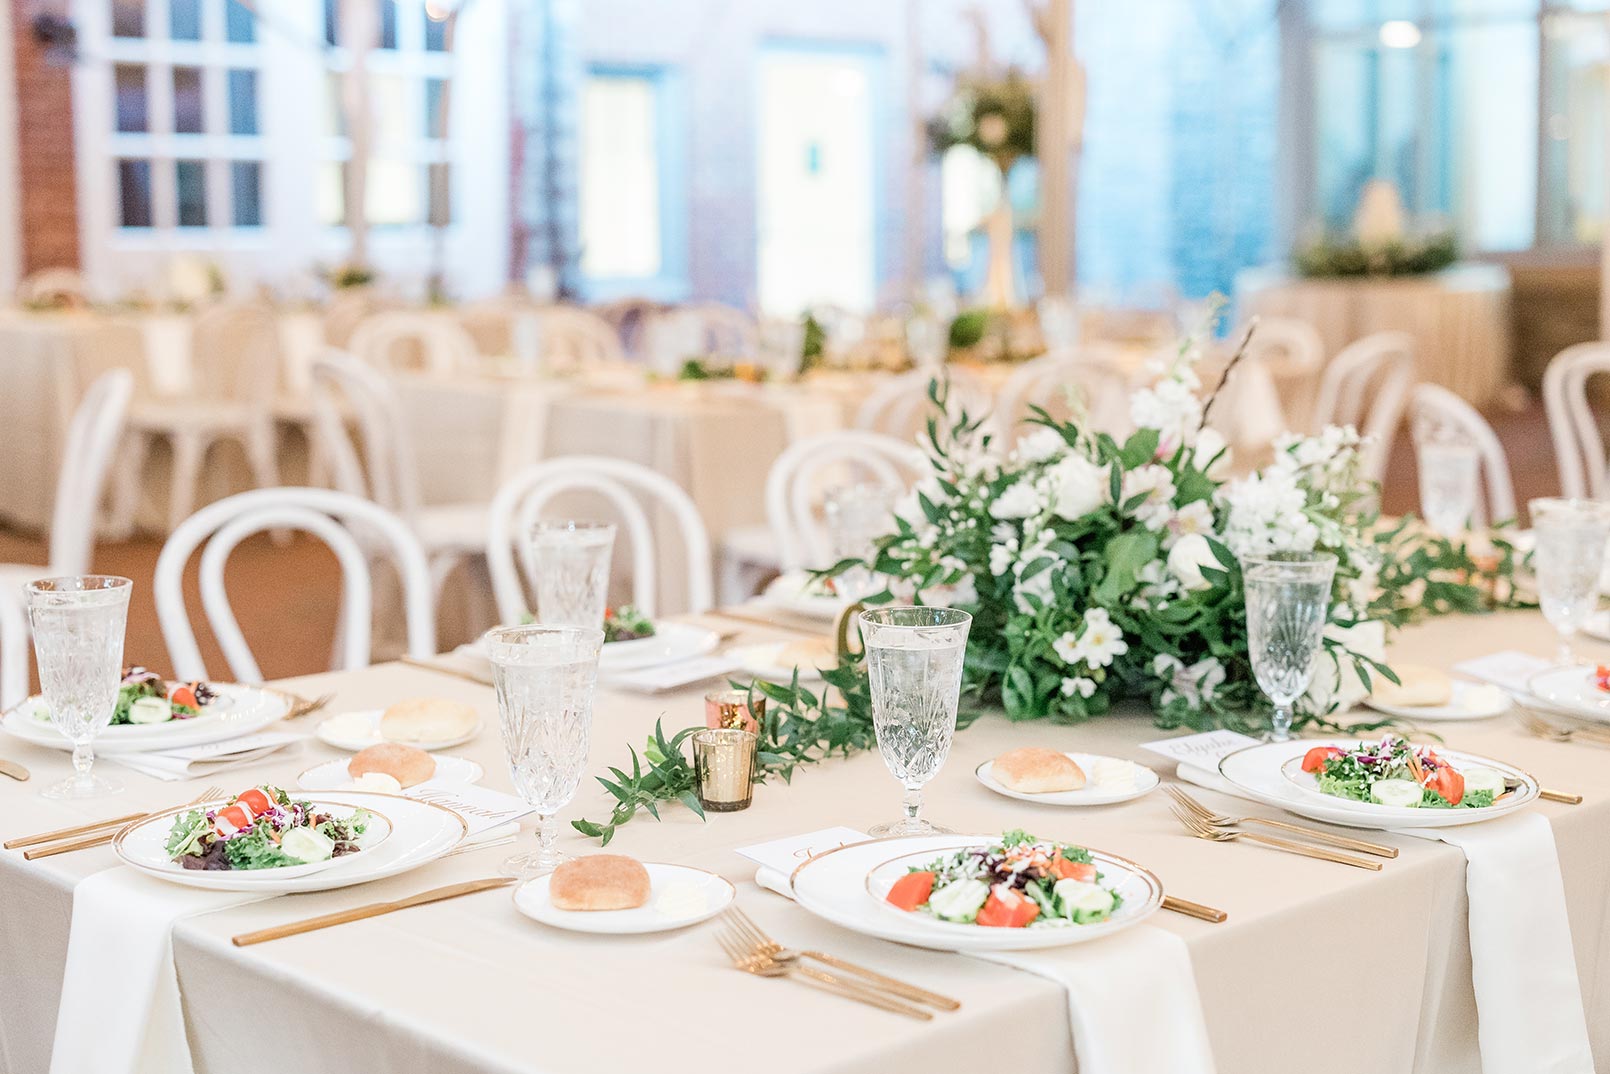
[11,3,79,273]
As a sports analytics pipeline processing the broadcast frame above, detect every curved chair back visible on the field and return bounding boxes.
[488,457,713,622]
[765,431,925,572]
[190,302,281,408]
[643,304,759,372]
[1543,342,1610,500]
[855,369,990,443]
[1409,383,1517,527]
[155,488,435,682]
[1311,331,1416,483]
[513,306,626,373]
[17,266,88,308]
[991,346,1130,442]
[350,311,479,376]
[308,349,423,518]
[50,369,134,576]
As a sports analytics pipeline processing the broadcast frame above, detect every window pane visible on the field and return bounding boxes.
[325,72,347,136]
[111,0,144,38]
[114,65,148,133]
[367,159,421,224]
[428,162,450,225]
[424,78,446,138]
[176,160,207,226]
[170,0,200,40]
[379,0,398,48]
[1542,10,1608,243]
[424,9,448,50]
[225,0,255,43]
[371,74,411,146]
[231,161,262,226]
[580,74,662,277]
[228,68,258,135]
[173,66,204,134]
[323,0,339,45]
[316,161,346,226]
[118,159,152,227]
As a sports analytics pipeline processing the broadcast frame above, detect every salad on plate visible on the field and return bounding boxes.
[1299,735,1506,809]
[603,605,656,643]
[112,667,217,725]
[165,785,371,871]
[882,830,1122,928]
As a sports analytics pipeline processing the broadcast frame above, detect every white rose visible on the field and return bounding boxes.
[989,479,1040,520]
[1166,533,1218,591]
[1306,620,1385,712]
[1193,427,1231,480]
[1044,455,1107,522]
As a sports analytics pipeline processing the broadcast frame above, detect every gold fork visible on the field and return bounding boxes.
[278,691,335,720]
[1167,786,1399,859]
[714,920,932,1020]
[1517,709,1610,749]
[21,785,224,860]
[725,905,960,1010]
[1169,802,1382,871]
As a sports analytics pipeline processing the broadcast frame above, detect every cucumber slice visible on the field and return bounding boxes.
[1370,778,1423,808]
[1461,766,1506,799]
[926,878,989,922]
[1052,878,1115,921]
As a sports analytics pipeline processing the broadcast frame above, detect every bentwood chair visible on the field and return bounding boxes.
[349,310,480,376]
[510,305,626,373]
[1408,383,1517,528]
[1310,331,1416,484]
[487,457,715,623]
[0,584,25,711]
[856,369,990,443]
[154,487,436,683]
[1543,342,1610,500]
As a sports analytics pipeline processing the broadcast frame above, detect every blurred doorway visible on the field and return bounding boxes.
[756,45,880,316]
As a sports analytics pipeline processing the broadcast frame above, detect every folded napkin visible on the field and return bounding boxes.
[1176,763,1593,1074]
[50,868,275,1074]
[109,732,304,782]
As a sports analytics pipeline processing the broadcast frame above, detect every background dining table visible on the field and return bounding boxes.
[1,606,1607,1074]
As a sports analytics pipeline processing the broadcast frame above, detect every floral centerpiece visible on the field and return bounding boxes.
[926,68,1037,173]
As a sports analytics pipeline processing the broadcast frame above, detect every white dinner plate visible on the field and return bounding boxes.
[791,835,1161,952]
[1361,680,1512,722]
[512,863,734,934]
[115,797,393,888]
[296,754,484,792]
[600,622,721,672]
[1525,665,1610,723]
[1584,611,1610,643]
[2,683,292,754]
[314,709,483,752]
[974,752,1159,806]
[759,571,849,622]
[727,641,831,683]
[114,791,467,893]
[1217,739,1538,829]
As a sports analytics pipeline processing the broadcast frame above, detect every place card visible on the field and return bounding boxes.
[735,826,870,877]
[1139,729,1260,769]
[607,655,741,693]
[406,783,537,838]
[110,732,306,782]
[1453,650,1554,693]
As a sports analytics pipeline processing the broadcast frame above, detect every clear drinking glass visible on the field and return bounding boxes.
[823,483,895,601]
[860,606,972,837]
[527,520,616,628]
[1416,439,1480,537]
[1242,553,1337,742]
[486,624,604,878]
[1530,497,1610,666]
[25,576,132,799]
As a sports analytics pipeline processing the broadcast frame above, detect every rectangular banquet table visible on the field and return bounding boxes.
[2,608,1608,1074]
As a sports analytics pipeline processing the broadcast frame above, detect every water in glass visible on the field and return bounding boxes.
[823,483,895,600]
[26,576,132,799]
[487,625,603,878]
[1416,439,1480,537]
[1530,498,1610,665]
[860,606,971,837]
[527,521,616,628]
[1242,553,1336,742]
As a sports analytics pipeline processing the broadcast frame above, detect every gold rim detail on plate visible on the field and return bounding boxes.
[112,794,403,872]
[1217,740,1541,813]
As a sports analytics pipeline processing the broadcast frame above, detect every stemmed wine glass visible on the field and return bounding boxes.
[25,576,132,799]
[486,624,604,878]
[860,606,971,837]
[1415,438,1480,537]
[1529,497,1610,666]
[823,482,896,601]
[526,520,616,627]
[1242,553,1336,742]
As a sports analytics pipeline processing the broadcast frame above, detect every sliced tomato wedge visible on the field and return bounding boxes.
[974,885,1041,928]
[1301,746,1344,773]
[885,871,935,911]
[1426,766,1465,807]
[236,788,271,816]
[215,804,250,833]
[1050,855,1096,882]
[169,685,199,710]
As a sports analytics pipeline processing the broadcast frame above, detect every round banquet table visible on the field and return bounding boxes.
[0,605,1606,1074]
[1235,263,1513,406]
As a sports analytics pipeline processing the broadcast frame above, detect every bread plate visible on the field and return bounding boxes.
[296,754,484,792]
[1361,680,1512,721]
[512,863,734,934]
[314,709,483,752]
[974,751,1159,806]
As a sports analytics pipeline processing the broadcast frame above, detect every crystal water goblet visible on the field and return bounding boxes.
[1530,497,1610,666]
[823,483,896,601]
[860,606,972,837]
[487,624,604,878]
[527,520,616,628]
[1242,553,1337,742]
[25,576,132,799]
[1416,439,1480,537]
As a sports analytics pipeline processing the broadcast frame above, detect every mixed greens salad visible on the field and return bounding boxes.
[883,830,1122,928]
[111,667,216,726]
[165,785,370,871]
[1301,735,1505,809]
[603,605,656,643]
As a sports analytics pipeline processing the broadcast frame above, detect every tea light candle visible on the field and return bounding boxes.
[692,729,757,812]
[704,688,765,733]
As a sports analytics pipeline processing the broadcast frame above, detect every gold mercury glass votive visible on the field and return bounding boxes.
[704,688,765,733]
[693,729,757,812]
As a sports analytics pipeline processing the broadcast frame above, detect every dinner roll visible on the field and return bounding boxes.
[549,854,651,912]
[347,743,436,789]
[1370,664,1453,708]
[379,697,478,745]
[992,747,1086,794]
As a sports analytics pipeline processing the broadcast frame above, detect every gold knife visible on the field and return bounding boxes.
[1163,895,1227,923]
[231,876,517,946]
[0,758,29,782]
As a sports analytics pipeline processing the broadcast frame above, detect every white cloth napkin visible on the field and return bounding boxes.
[50,868,274,1074]
[1176,762,1593,1074]
[754,869,1217,1074]
[108,732,305,781]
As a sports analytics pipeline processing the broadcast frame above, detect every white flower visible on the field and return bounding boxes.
[1073,608,1128,668]
[1152,653,1226,707]
[1044,455,1108,522]
[1122,464,1177,531]
[1221,468,1319,557]
[1166,500,1216,548]
[1166,532,1219,591]
[988,540,1018,578]
[1130,376,1203,453]
[1015,426,1067,465]
[1061,675,1097,699]
[1052,631,1082,665]
[1192,427,1231,479]
[989,479,1041,520]
[923,573,978,608]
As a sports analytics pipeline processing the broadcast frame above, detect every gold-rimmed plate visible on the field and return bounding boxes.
[2,683,289,753]
[512,863,735,934]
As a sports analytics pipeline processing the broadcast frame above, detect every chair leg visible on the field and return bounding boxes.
[106,433,148,540]
[244,422,281,490]
[168,432,208,535]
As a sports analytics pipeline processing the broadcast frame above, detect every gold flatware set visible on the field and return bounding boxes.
[1167,787,1384,871]
[232,877,518,946]
[4,785,224,860]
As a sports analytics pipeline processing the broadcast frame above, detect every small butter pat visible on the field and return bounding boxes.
[652,880,706,918]
[1090,757,1139,791]
[351,771,403,794]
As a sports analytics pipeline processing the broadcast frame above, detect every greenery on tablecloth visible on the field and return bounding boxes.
[1293,231,1458,278]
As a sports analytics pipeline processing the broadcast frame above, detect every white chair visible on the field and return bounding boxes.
[487,457,714,623]
[856,369,990,442]
[115,302,282,534]
[308,350,488,595]
[643,304,759,372]
[349,310,480,376]
[990,346,1131,442]
[17,266,88,308]
[1408,383,1516,527]
[511,306,626,373]
[1310,331,1416,484]
[1236,316,1326,432]
[154,487,436,682]
[1543,342,1610,500]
